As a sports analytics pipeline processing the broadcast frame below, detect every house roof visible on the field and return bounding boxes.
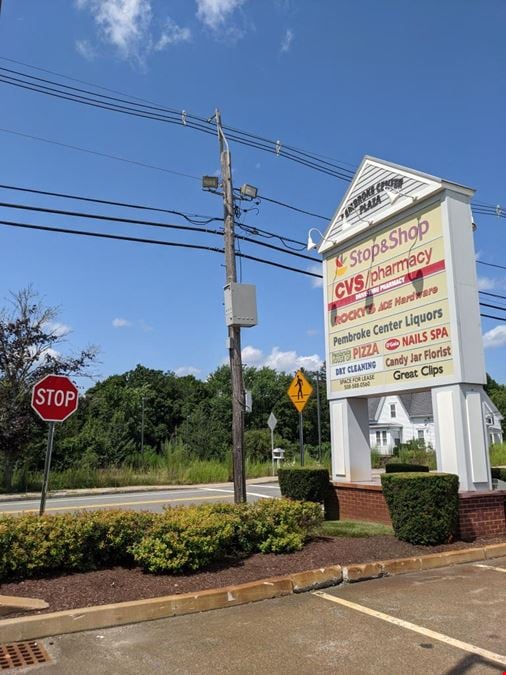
[368,391,432,421]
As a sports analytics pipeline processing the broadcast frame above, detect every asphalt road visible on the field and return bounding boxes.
[0,483,281,515]
[37,556,506,674]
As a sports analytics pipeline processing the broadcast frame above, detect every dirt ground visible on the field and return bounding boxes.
[2,534,504,617]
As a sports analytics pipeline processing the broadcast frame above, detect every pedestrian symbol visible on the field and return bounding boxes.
[287,370,313,412]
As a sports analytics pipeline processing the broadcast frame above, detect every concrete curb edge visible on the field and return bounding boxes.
[1,542,505,643]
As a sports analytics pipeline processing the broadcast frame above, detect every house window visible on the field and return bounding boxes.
[376,431,381,445]
[418,430,424,440]
[382,431,387,445]
[390,404,396,418]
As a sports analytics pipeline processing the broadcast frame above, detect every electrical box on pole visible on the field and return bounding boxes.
[224,282,258,327]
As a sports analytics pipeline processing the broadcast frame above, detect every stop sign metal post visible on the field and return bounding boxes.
[31,374,79,515]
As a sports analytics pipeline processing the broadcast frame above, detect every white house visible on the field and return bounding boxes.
[369,391,503,455]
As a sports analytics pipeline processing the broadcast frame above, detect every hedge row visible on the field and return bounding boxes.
[278,467,330,503]
[384,463,429,474]
[381,472,459,545]
[491,467,506,481]
[0,499,322,581]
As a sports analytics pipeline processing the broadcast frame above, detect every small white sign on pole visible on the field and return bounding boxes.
[267,412,277,431]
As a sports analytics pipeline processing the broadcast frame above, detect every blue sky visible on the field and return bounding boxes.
[0,0,505,389]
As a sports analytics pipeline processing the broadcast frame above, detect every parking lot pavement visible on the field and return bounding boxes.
[26,557,506,674]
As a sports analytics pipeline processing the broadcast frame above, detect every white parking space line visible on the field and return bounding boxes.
[253,484,280,489]
[198,487,275,499]
[473,563,506,574]
[313,591,506,668]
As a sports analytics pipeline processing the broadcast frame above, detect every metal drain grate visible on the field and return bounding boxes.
[0,641,51,670]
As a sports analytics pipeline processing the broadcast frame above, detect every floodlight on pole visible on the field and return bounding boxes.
[240,183,258,199]
[202,175,219,190]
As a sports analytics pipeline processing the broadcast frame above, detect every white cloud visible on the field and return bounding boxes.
[196,0,246,30]
[77,0,152,60]
[478,276,496,291]
[306,328,319,336]
[155,18,192,50]
[77,0,189,61]
[307,263,323,288]
[242,345,323,373]
[477,275,506,291]
[45,321,72,337]
[241,345,264,365]
[112,317,132,328]
[483,325,506,349]
[75,38,97,60]
[280,27,293,53]
[175,366,202,377]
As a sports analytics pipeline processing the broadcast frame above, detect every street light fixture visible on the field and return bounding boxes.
[240,183,258,199]
[202,175,219,190]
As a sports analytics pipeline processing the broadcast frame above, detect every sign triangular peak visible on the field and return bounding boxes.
[319,156,472,254]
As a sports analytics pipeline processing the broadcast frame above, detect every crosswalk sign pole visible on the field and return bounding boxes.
[299,411,304,466]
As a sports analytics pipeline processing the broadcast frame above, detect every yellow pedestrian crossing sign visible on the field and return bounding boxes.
[288,370,313,412]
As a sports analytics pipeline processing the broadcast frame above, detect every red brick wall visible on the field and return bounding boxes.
[332,483,392,525]
[458,491,506,541]
[330,482,506,540]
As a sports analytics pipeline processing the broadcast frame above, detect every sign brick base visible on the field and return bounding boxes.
[330,482,506,541]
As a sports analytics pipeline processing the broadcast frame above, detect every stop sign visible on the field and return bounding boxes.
[31,374,79,422]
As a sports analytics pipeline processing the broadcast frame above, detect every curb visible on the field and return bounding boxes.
[0,477,278,503]
[0,542,504,643]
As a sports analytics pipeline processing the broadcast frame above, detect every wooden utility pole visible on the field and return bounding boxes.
[216,109,247,503]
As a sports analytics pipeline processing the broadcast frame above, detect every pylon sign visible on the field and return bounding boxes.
[287,370,313,412]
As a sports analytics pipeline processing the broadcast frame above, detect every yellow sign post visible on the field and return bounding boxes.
[287,370,313,466]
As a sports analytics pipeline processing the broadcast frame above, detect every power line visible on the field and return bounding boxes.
[0,182,214,220]
[0,218,323,279]
[477,260,506,271]
[480,313,506,322]
[2,59,506,217]
[0,129,330,224]
[0,181,318,256]
[0,200,221,233]
[0,127,200,181]
[4,119,501,230]
[253,193,330,221]
[0,65,353,181]
[0,199,319,262]
[479,290,506,301]
[0,216,504,299]
[0,58,356,179]
[479,301,506,312]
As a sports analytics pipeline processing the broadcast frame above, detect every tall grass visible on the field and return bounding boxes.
[10,441,274,492]
[490,442,506,466]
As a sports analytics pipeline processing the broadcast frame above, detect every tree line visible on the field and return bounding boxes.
[0,288,328,490]
[1,287,504,492]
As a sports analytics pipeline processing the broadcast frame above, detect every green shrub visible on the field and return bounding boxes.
[278,467,330,503]
[491,467,506,481]
[0,510,154,580]
[243,499,322,554]
[0,499,323,581]
[385,463,429,473]
[130,504,242,573]
[381,473,459,545]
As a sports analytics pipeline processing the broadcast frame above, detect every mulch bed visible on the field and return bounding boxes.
[1,534,504,618]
